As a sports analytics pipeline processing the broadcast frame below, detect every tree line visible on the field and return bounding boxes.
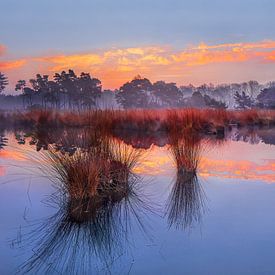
[0,71,275,110]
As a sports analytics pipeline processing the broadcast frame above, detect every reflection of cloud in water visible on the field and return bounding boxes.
[13,135,154,274]
[0,149,26,161]
[200,158,275,182]
[135,141,275,183]
[2,129,275,184]
[134,145,172,176]
[0,166,5,176]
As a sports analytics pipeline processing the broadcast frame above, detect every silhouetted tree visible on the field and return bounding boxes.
[15,70,102,110]
[234,91,253,109]
[0,72,8,93]
[186,91,206,108]
[15,80,28,108]
[204,95,227,109]
[6,73,275,110]
[116,76,153,109]
[257,87,275,109]
[77,72,101,109]
[52,70,101,110]
[152,81,182,108]
[53,70,78,109]
[30,74,52,108]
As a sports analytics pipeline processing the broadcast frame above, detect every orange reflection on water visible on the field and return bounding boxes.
[0,150,26,161]
[0,166,6,177]
[135,142,275,183]
[133,145,172,176]
[199,158,275,182]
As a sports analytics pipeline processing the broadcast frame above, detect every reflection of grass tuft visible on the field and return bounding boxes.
[14,134,153,274]
[166,129,206,230]
[45,135,142,222]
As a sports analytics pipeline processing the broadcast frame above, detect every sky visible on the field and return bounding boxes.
[0,0,275,91]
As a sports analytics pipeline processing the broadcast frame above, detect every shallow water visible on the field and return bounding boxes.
[0,128,275,275]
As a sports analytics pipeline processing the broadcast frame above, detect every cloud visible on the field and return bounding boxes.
[199,158,275,182]
[35,40,275,72]
[0,44,26,70]
[0,59,26,70]
[172,40,275,65]
[134,145,275,182]
[33,40,275,82]
[2,40,275,88]
[35,54,103,72]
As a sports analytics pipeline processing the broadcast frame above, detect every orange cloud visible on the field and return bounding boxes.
[0,44,26,70]
[36,54,103,72]
[192,41,275,51]
[36,40,275,71]
[32,40,275,88]
[2,40,275,88]
[0,59,26,70]
[172,40,275,65]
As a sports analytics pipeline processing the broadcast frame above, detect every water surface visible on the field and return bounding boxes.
[0,127,275,275]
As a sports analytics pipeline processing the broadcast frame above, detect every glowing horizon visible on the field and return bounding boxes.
[1,39,275,91]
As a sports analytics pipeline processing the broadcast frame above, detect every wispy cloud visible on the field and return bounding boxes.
[1,40,275,88]
[0,60,26,70]
[0,44,26,71]
[35,40,275,70]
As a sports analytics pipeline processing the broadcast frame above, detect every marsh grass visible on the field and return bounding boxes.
[166,129,206,230]
[43,133,143,220]
[12,133,154,274]
[16,179,151,274]
[5,109,275,137]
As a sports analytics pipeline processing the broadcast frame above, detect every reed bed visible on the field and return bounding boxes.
[28,126,152,227]
[15,134,153,274]
[2,109,275,137]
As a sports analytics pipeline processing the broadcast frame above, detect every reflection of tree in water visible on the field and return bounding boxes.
[16,133,153,274]
[20,124,117,155]
[0,130,8,150]
[228,126,261,144]
[166,130,206,230]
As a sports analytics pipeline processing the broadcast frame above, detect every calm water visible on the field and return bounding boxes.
[0,127,275,275]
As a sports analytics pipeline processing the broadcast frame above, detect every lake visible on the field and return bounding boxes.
[0,126,275,275]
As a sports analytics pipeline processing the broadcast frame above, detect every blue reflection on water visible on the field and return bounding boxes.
[0,130,275,275]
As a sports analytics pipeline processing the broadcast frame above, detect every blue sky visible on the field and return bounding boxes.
[1,0,274,56]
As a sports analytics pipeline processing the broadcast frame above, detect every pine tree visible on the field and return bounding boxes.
[234,91,253,109]
[0,72,8,93]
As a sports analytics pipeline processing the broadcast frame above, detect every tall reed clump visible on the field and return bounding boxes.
[45,133,142,223]
[166,109,207,133]
[166,128,205,229]
[111,109,167,132]
[16,133,151,274]
[205,108,230,126]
